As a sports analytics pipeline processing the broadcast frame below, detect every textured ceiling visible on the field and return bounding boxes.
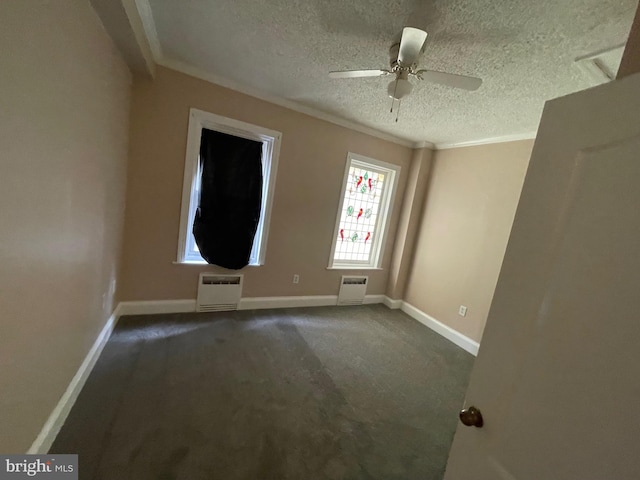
[147,0,637,145]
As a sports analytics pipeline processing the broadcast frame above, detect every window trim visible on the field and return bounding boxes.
[328,152,400,269]
[176,108,281,265]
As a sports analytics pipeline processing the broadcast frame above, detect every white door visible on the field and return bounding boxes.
[445,72,640,479]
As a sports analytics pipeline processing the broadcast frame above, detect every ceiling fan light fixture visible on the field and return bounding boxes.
[328,26,483,112]
[387,77,413,100]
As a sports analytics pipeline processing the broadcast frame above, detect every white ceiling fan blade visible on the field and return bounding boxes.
[398,27,427,66]
[417,70,483,91]
[329,69,390,79]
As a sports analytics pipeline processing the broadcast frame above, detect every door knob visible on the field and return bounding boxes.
[459,406,483,428]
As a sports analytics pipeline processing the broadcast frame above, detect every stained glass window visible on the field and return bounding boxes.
[330,154,400,268]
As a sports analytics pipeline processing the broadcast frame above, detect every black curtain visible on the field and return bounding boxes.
[193,129,263,269]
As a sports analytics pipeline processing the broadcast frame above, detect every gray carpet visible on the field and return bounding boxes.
[51,304,474,480]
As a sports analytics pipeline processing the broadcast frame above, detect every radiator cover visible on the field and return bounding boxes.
[338,276,368,305]
[196,274,243,312]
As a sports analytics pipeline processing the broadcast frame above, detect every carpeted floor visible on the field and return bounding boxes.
[51,304,474,480]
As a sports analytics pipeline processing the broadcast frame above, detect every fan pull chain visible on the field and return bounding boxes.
[390,79,399,113]
[395,100,401,122]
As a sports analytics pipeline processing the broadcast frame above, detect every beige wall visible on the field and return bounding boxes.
[404,140,533,343]
[0,1,131,452]
[119,67,413,301]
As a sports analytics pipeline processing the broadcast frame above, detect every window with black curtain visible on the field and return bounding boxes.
[193,128,263,269]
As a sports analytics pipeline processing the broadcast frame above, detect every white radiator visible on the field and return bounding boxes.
[196,274,243,312]
[338,276,368,305]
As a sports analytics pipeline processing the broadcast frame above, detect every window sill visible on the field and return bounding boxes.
[173,261,262,267]
[326,266,383,271]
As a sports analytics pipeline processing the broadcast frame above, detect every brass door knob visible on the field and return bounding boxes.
[459,406,484,428]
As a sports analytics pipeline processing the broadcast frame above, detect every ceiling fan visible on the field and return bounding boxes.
[329,27,483,121]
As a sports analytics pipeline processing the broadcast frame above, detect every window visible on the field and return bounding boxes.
[177,108,281,265]
[329,153,400,269]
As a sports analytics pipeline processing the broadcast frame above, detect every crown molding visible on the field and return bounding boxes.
[134,0,163,61]
[131,0,534,152]
[158,57,420,148]
[132,0,424,149]
[435,131,537,150]
[413,140,436,149]
[131,1,422,149]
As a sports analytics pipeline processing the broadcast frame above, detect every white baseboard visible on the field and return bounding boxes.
[27,304,121,454]
[400,302,479,356]
[27,295,475,453]
[118,299,196,316]
[116,298,479,356]
[239,295,338,310]
[240,294,388,309]
[116,295,390,314]
[363,294,385,305]
[383,296,403,309]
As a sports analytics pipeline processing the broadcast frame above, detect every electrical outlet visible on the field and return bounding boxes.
[458,305,467,317]
[293,274,300,284]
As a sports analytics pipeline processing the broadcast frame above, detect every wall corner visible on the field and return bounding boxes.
[385,147,434,300]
